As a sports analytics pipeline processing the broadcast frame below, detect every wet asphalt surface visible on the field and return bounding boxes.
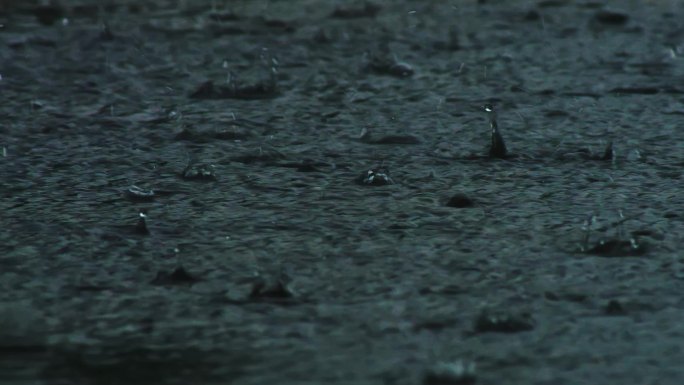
[3,0,684,384]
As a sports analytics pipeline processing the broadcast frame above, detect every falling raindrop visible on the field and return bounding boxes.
[484,104,507,159]
[135,211,150,235]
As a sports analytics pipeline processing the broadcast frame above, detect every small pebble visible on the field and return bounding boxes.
[250,279,294,300]
[604,299,626,316]
[593,10,629,25]
[151,266,200,286]
[446,193,475,208]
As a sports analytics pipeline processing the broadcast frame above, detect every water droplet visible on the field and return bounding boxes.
[61,18,69,26]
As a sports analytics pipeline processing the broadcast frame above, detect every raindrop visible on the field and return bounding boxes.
[182,162,217,181]
[125,185,155,202]
[601,141,614,161]
[484,104,507,159]
[424,361,477,385]
[356,165,395,186]
[135,211,150,235]
[61,18,69,26]
[628,149,641,161]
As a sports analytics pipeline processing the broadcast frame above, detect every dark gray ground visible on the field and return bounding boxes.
[3,0,684,384]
